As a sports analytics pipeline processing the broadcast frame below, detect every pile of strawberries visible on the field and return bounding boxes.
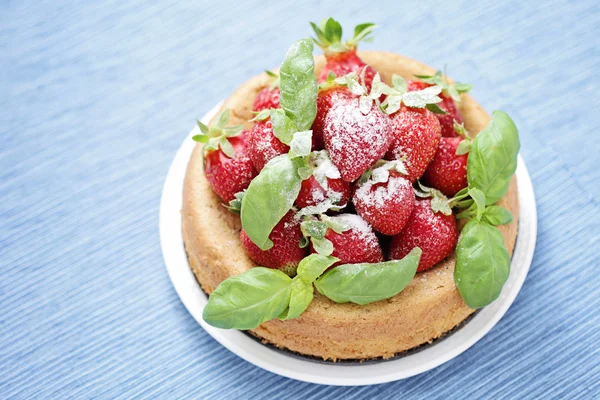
[199,20,473,276]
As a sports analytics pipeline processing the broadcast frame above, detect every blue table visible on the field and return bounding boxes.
[1,1,598,398]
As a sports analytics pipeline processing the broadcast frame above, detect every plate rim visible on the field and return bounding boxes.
[159,102,537,386]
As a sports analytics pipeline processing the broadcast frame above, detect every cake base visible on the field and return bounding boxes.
[181,51,519,360]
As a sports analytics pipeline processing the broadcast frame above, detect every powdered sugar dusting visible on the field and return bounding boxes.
[324,98,392,181]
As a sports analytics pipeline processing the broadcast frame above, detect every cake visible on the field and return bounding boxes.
[182,19,520,361]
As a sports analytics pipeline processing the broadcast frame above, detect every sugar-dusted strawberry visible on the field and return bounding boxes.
[385,106,441,182]
[408,72,471,137]
[247,117,289,172]
[240,210,307,276]
[311,214,383,264]
[389,198,458,272]
[310,18,378,88]
[253,71,280,111]
[311,85,352,150]
[322,74,392,182]
[422,136,468,197]
[193,110,257,203]
[353,163,415,235]
[296,175,351,209]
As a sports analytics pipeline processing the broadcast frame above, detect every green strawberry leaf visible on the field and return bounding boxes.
[350,22,377,45]
[202,267,293,330]
[192,134,208,143]
[224,191,245,213]
[454,220,510,308]
[426,103,447,114]
[315,248,421,305]
[467,111,520,205]
[240,155,302,250]
[196,119,209,135]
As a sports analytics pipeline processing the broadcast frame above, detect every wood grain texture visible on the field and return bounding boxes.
[0,0,598,398]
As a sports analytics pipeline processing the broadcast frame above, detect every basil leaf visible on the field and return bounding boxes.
[482,205,513,226]
[279,39,318,131]
[467,111,520,205]
[289,130,313,159]
[468,187,486,221]
[241,155,302,250]
[202,267,293,330]
[454,220,510,308]
[270,108,297,145]
[278,277,314,320]
[314,248,421,305]
[296,254,339,282]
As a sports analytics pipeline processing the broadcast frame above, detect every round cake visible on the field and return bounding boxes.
[182,50,519,361]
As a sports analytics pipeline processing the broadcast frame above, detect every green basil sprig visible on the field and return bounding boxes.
[203,255,338,329]
[203,249,423,329]
[240,155,302,250]
[454,220,511,308]
[314,248,421,305]
[467,111,520,205]
[239,38,318,249]
[452,111,520,309]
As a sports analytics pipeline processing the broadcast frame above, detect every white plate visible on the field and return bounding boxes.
[160,102,537,386]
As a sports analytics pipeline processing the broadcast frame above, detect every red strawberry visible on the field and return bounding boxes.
[389,199,458,272]
[311,18,378,89]
[311,86,352,150]
[240,211,307,276]
[312,214,383,265]
[247,118,289,172]
[422,137,468,197]
[204,132,258,203]
[353,172,415,235]
[253,86,280,112]
[319,51,376,89]
[385,106,441,182]
[296,175,351,209]
[408,80,464,137]
[324,96,392,182]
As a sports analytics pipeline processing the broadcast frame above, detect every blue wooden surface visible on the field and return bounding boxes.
[1,0,599,398]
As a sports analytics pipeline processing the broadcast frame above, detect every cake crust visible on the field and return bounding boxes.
[182,51,519,360]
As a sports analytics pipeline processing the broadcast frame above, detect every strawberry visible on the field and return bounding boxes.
[385,106,441,182]
[193,110,257,203]
[240,211,307,276]
[253,86,280,112]
[204,134,257,203]
[353,167,415,235]
[253,71,280,111]
[422,136,468,197]
[247,118,289,172]
[389,198,458,272]
[310,18,378,88]
[323,79,392,182]
[296,175,351,209]
[408,72,471,137]
[311,214,383,265]
[311,86,352,150]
